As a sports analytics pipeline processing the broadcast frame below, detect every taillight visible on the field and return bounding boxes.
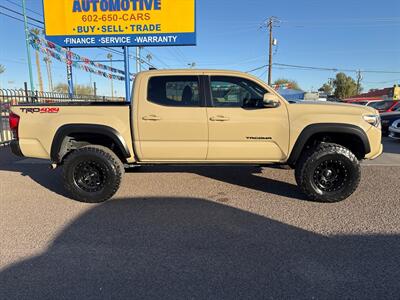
[9,112,20,139]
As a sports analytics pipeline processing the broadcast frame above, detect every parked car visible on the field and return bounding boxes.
[1,102,10,113]
[389,119,400,140]
[381,107,400,136]
[368,100,399,113]
[347,99,399,113]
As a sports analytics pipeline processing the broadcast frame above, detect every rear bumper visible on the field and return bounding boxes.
[10,140,24,157]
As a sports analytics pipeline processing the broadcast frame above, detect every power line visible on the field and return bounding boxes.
[0,5,44,24]
[0,11,43,29]
[246,63,400,75]
[4,0,43,17]
[274,63,400,74]
[246,64,269,73]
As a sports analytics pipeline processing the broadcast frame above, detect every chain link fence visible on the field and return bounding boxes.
[0,88,124,145]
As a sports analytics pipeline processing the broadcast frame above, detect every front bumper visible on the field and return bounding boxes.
[389,126,400,140]
[10,140,24,157]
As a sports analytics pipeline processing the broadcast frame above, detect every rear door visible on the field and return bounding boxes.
[137,75,208,161]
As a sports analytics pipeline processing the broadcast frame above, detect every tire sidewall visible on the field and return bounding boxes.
[300,146,360,203]
[64,150,120,203]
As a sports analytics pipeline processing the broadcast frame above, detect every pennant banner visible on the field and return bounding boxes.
[29,31,133,81]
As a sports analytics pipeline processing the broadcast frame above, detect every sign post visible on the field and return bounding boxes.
[66,48,74,98]
[22,0,35,92]
[123,46,130,102]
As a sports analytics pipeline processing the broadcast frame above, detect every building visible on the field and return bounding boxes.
[347,84,400,100]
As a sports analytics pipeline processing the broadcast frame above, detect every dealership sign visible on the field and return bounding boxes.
[42,0,196,47]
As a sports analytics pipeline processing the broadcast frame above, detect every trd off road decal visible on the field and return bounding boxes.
[20,107,60,114]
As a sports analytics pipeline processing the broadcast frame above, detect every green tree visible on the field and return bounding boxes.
[54,83,94,95]
[319,83,333,95]
[333,73,359,99]
[273,78,301,90]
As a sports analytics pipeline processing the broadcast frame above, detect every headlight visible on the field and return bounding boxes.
[363,114,381,128]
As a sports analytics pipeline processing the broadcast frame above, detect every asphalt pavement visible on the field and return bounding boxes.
[0,139,399,299]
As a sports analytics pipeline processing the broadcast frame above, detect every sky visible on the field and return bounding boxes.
[1,0,400,97]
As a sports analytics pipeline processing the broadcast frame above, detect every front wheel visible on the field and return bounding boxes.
[62,145,124,203]
[295,143,361,203]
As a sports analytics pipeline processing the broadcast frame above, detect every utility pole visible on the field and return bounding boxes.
[22,0,34,92]
[356,70,363,95]
[266,17,279,86]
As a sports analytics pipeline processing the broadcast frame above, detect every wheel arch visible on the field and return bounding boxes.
[288,123,371,166]
[51,124,131,163]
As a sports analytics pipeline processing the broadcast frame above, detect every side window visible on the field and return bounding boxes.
[148,76,200,107]
[210,76,267,108]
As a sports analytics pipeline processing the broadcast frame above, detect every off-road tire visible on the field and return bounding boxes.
[295,143,361,203]
[62,145,124,203]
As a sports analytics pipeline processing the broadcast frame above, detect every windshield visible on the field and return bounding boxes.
[367,101,394,111]
[392,102,400,111]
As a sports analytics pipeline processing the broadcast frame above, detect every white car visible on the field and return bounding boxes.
[389,119,400,140]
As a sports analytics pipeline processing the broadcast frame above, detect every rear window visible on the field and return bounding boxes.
[147,76,200,107]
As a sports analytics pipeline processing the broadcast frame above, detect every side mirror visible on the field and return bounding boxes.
[263,93,281,108]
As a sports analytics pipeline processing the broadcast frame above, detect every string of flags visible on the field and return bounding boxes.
[272,83,295,90]
[28,31,131,82]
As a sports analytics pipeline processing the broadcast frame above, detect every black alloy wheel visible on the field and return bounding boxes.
[295,143,361,203]
[63,145,124,203]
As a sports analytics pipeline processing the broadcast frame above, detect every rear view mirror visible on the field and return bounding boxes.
[263,93,281,108]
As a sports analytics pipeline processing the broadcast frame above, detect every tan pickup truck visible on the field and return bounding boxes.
[10,70,383,203]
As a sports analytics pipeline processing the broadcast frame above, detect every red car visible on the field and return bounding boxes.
[345,98,399,113]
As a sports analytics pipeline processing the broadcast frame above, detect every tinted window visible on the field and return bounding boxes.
[368,101,393,110]
[148,76,200,107]
[210,76,267,108]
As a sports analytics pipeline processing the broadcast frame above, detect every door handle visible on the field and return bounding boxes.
[142,115,162,121]
[209,116,230,122]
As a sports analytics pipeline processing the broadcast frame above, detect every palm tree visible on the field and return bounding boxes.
[0,64,5,89]
[107,53,114,99]
[30,29,44,92]
[43,56,53,92]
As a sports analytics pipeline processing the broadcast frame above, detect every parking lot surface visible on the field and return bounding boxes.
[1,139,399,299]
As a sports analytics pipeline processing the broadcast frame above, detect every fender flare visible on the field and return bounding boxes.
[287,123,371,166]
[51,124,131,163]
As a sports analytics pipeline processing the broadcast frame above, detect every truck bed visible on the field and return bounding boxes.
[11,103,135,162]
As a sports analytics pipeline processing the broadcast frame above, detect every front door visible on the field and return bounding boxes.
[138,75,208,161]
[206,75,289,162]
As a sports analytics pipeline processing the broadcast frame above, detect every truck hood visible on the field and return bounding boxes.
[290,100,377,114]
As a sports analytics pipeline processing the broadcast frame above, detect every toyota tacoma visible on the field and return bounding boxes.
[10,70,383,203]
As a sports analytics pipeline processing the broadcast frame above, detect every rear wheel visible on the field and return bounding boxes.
[295,143,361,203]
[63,145,124,203]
